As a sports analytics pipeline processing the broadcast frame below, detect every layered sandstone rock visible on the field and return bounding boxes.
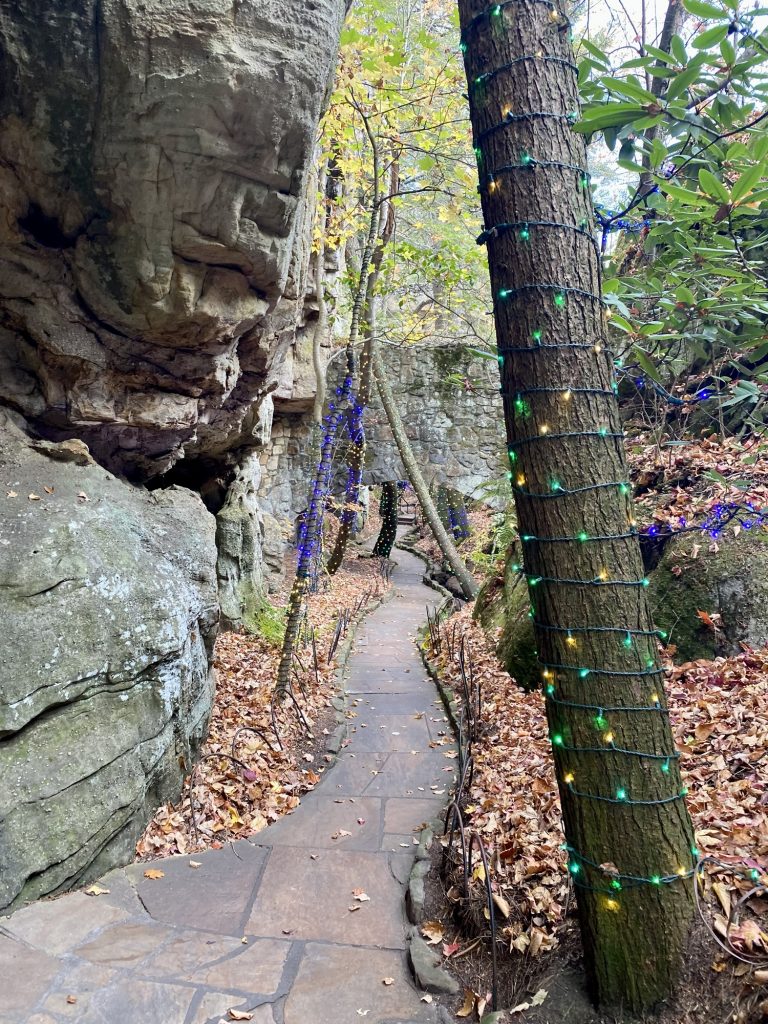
[0,0,346,910]
[0,0,345,480]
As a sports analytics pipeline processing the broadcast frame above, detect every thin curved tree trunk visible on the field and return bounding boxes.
[457,0,695,1009]
[372,480,399,557]
[372,345,478,599]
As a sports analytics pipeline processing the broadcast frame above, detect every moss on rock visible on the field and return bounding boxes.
[649,530,768,661]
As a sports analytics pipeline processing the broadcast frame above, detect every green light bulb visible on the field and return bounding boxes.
[594,714,608,729]
[651,875,661,885]
[611,879,622,891]
[616,788,627,801]
[521,151,532,166]
[497,354,503,366]
[520,226,530,241]
[546,684,555,695]
[568,861,580,874]
[642,579,650,588]
[507,449,517,462]
[623,632,633,649]
[554,292,566,307]
[499,287,511,299]
[492,3,502,13]
[552,733,564,746]
[579,668,589,679]
[532,328,543,342]
[619,482,629,495]
[460,41,467,52]
[578,531,588,542]
[551,480,562,492]
[661,759,670,773]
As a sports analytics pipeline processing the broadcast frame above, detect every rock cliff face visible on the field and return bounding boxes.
[0,0,346,910]
[0,0,344,481]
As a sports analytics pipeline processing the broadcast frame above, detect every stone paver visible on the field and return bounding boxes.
[0,537,453,1023]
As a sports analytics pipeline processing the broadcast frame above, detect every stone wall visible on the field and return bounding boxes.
[256,343,506,573]
[365,343,505,498]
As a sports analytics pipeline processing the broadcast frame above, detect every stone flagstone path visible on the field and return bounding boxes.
[0,539,456,1024]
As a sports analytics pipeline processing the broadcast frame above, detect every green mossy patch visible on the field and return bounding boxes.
[244,599,286,647]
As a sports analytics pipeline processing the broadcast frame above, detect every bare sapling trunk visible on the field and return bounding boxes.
[457,0,695,1009]
[372,345,478,599]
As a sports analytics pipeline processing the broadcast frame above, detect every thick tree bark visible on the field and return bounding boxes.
[372,480,399,557]
[457,0,695,1009]
[372,346,478,599]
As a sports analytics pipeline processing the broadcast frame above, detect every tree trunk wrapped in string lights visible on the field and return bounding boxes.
[457,0,696,1010]
[372,481,399,557]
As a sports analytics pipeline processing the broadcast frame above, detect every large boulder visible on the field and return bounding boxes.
[0,419,218,912]
[475,529,768,686]
[649,530,768,661]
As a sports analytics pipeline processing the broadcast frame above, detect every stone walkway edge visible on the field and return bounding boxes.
[0,534,457,1024]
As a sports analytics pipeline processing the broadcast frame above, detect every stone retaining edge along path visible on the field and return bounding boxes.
[0,533,457,1024]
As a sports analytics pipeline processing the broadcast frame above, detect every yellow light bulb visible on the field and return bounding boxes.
[650,692,659,703]
[488,180,497,193]
[598,568,608,581]
[542,669,553,680]
[548,7,560,21]
[677,867,687,877]
[594,343,603,354]
[563,389,572,401]
[604,898,620,913]
[540,424,549,435]
[564,772,574,784]
[502,107,511,117]
[566,635,577,648]
[604,731,614,744]
[516,473,526,486]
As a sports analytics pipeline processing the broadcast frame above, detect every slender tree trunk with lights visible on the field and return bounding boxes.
[372,480,399,557]
[457,0,695,1010]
